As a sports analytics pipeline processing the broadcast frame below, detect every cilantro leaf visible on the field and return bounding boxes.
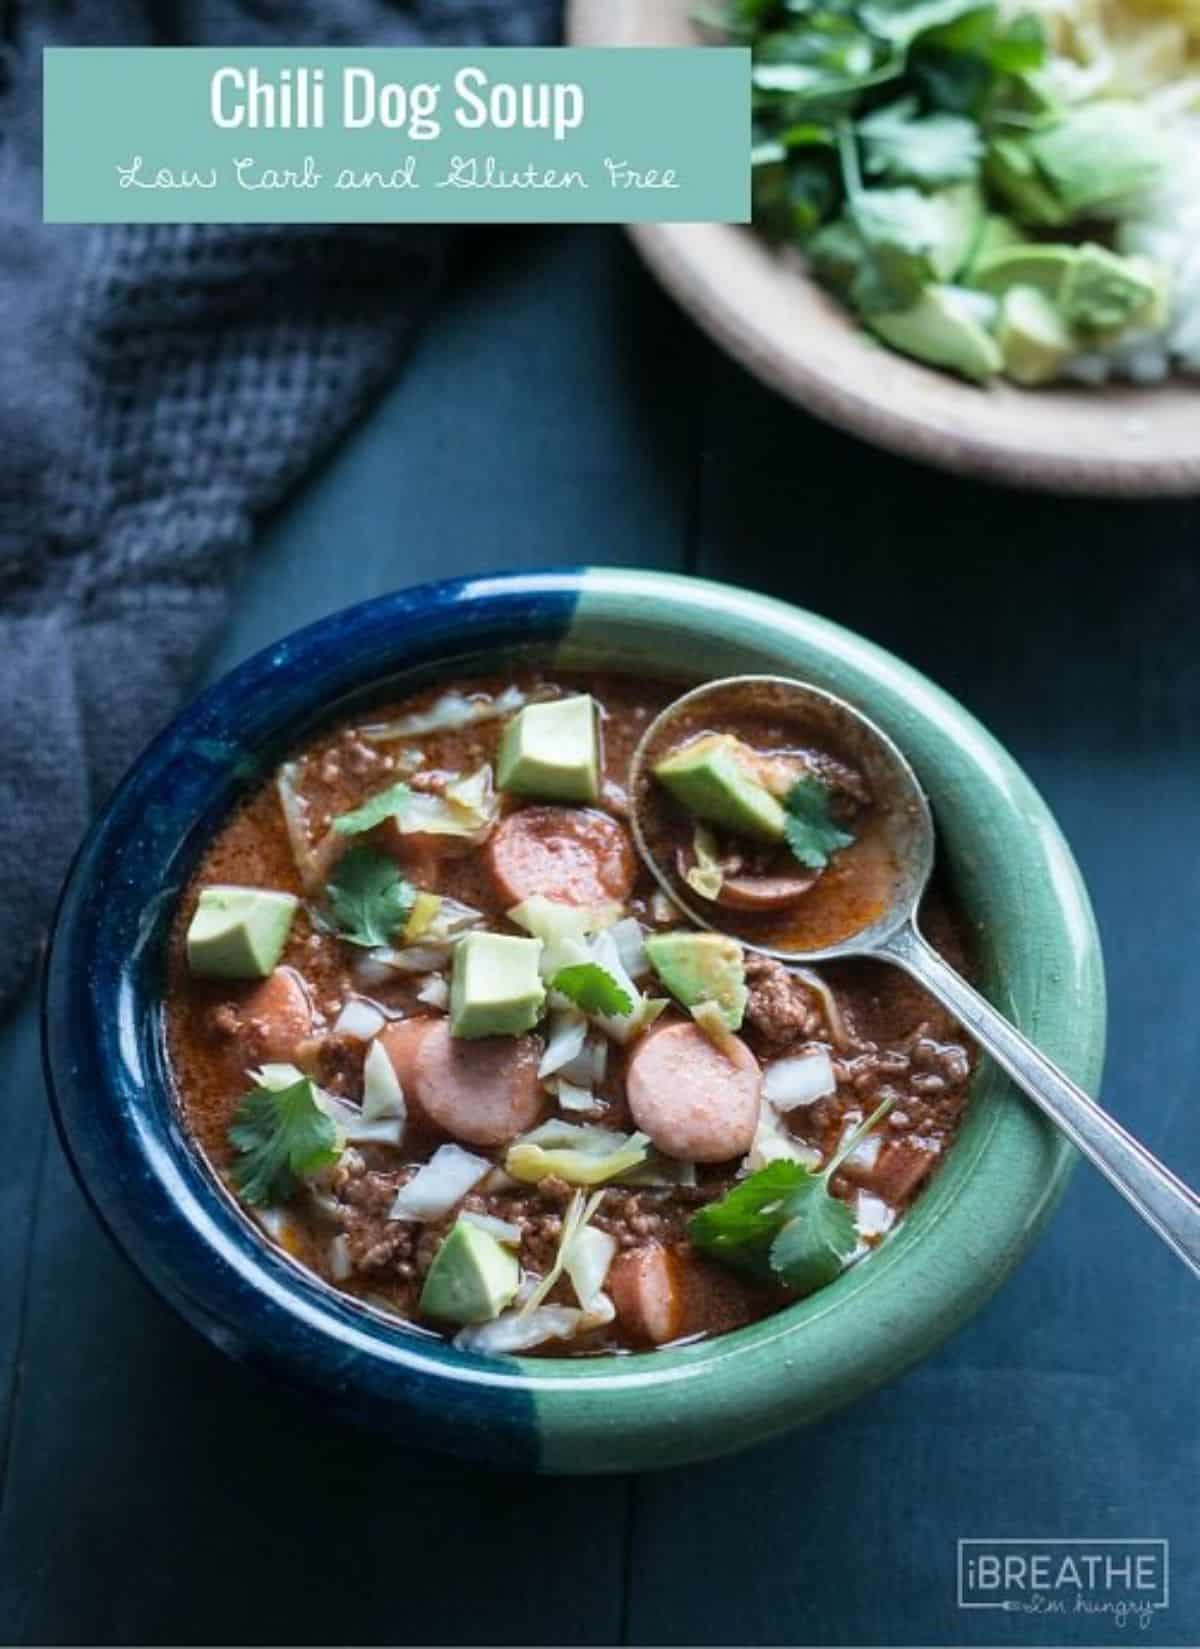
[325,844,416,947]
[689,1094,898,1294]
[332,781,411,836]
[767,1090,897,1286]
[859,0,985,48]
[690,1158,856,1291]
[228,1077,339,1206]
[753,147,842,241]
[782,776,855,870]
[908,6,1046,115]
[769,1179,859,1291]
[689,1159,813,1264]
[859,97,982,186]
[551,962,634,1019]
[689,1160,856,1293]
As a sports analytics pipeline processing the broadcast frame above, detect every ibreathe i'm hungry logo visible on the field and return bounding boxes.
[958,1539,1169,1631]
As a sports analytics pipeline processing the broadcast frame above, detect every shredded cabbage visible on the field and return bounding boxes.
[416,973,450,1009]
[558,1031,608,1089]
[538,1007,589,1079]
[506,1121,650,1186]
[685,824,724,903]
[253,1205,294,1242]
[388,1144,491,1220]
[328,1234,353,1281]
[454,1192,617,1351]
[394,764,498,841]
[840,1125,883,1172]
[361,1038,406,1126]
[509,895,620,978]
[275,762,332,895]
[317,1089,405,1148]
[609,916,650,979]
[650,889,681,924]
[420,895,485,942]
[743,1108,822,1174]
[357,942,452,975]
[249,1062,307,1090]
[360,686,537,742]
[454,1299,614,1355]
[762,1048,837,1110]
[402,890,443,940]
[792,967,856,1051]
[333,998,385,1041]
[618,1151,699,1188]
[520,1188,606,1315]
[512,1119,633,1155]
[583,930,667,1046]
[564,1222,617,1313]
[553,1076,597,1113]
[459,1210,523,1246]
[855,1192,897,1239]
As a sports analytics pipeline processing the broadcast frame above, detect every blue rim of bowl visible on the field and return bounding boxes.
[42,567,1105,1473]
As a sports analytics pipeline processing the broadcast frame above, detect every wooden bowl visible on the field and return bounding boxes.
[568,0,1200,495]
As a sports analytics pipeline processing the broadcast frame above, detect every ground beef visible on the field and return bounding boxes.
[591,1188,702,1250]
[743,956,820,1045]
[304,1031,363,1095]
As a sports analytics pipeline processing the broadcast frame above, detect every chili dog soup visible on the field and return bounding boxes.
[167,669,975,1357]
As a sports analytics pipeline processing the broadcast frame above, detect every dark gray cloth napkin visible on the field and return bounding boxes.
[0,0,558,1015]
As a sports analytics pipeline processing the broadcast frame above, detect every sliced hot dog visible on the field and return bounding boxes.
[220,966,314,1072]
[674,844,817,912]
[400,1018,545,1147]
[486,806,635,909]
[716,870,819,912]
[378,1016,437,1094]
[376,820,477,892]
[862,1139,939,1204]
[625,1020,761,1163]
[610,1242,775,1346]
[609,1244,683,1346]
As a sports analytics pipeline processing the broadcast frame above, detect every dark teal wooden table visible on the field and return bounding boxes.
[1,227,1197,1647]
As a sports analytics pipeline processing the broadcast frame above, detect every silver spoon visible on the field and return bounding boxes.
[629,674,1200,1280]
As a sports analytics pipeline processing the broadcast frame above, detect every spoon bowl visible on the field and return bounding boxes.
[631,672,1200,1282]
[629,674,933,961]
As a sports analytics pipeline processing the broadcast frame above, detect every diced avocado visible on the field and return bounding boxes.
[971,242,1078,299]
[644,932,748,1033]
[997,285,1075,386]
[496,694,600,804]
[419,1221,519,1325]
[849,184,982,312]
[653,734,785,844]
[450,930,546,1039]
[928,185,984,282]
[966,214,1024,278]
[185,886,298,979]
[984,138,1069,228]
[1027,104,1163,221]
[870,286,1003,383]
[1124,255,1171,334]
[1059,243,1162,339]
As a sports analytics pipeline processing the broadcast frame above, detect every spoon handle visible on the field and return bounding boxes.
[878,921,1200,1281]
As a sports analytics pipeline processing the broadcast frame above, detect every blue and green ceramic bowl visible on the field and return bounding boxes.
[43,568,1105,1473]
